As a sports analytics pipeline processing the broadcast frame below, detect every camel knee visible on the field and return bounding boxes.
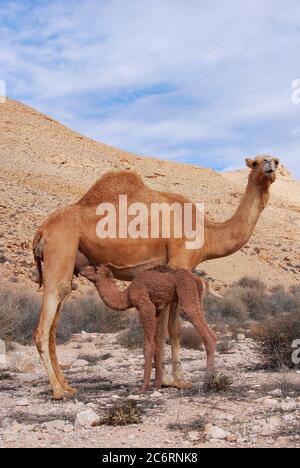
[34,329,47,354]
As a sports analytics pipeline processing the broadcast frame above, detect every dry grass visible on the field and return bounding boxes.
[251,310,300,369]
[117,315,143,349]
[99,400,142,426]
[0,283,129,345]
[180,325,203,350]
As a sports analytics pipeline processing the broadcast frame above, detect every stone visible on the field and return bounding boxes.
[44,420,66,431]
[18,374,38,383]
[280,400,297,412]
[15,398,29,407]
[206,426,228,440]
[151,391,163,398]
[6,351,35,373]
[262,398,278,410]
[11,422,22,433]
[226,434,237,442]
[269,388,282,397]
[237,334,245,341]
[63,424,74,433]
[75,409,99,427]
[187,431,200,442]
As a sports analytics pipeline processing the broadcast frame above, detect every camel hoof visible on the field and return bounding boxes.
[53,389,65,400]
[173,379,193,390]
[161,376,175,388]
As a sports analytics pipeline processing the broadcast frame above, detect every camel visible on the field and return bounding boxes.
[80,265,217,391]
[33,155,279,399]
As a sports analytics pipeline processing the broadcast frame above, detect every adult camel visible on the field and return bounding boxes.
[33,155,279,399]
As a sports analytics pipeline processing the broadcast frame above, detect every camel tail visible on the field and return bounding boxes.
[33,232,43,289]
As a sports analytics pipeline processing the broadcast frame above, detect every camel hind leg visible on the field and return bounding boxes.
[34,233,79,399]
[176,272,217,377]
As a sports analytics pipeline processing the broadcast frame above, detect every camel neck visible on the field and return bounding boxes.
[204,175,271,260]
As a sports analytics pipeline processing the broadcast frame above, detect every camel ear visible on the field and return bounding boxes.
[245,158,254,169]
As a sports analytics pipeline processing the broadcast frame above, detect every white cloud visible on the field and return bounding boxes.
[0,0,300,176]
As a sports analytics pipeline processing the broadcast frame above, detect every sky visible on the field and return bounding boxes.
[1,0,300,177]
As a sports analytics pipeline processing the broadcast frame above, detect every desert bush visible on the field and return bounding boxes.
[205,276,300,328]
[99,399,142,426]
[251,310,300,369]
[117,315,143,349]
[0,283,129,345]
[180,325,203,350]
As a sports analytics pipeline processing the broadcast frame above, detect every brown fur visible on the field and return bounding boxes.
[32,156,279,399]
[80,265,217,391]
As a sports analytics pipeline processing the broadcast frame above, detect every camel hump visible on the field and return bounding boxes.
[77,170,146,206]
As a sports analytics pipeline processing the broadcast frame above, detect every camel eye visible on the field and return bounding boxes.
[252,161,258,168]
[274,160,279,166]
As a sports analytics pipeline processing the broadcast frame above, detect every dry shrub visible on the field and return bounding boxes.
[202,372,233,393]
[99,400,142,426]
[205,277,300,329]
[0,283,129,345]
[251,310,300,370]
[117,315,143,349]
[180,325,203,350]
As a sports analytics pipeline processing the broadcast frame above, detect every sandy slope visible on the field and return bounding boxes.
[0,98,299,289]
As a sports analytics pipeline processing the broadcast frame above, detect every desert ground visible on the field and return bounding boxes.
[0,99,299,448]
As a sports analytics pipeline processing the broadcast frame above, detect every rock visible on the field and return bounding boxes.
[72,359,89,368]
[206,426,228,440]
[151,391,163,398]
[280,400,297,412]
[260,416,281,435]
[0,339,7,369]
[11,422,22,433]
[44,420,66,431]
[187,431,200,442]
[237,334,245,341]
[18,373,38,383]
[6,351,35,373]
[226,434,237,442]
[261,398,279,410]
[75,409,99,427]
[269,389,282,398]
[63,424,74,433]
[15,398,29,407]
[111,395,120,401]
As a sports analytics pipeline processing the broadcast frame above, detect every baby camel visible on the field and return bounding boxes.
[81,265,217,391]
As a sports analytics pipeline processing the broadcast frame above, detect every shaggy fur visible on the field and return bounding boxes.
[81,265,217,391]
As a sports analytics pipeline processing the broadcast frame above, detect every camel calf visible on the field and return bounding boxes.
[81,265,217,391]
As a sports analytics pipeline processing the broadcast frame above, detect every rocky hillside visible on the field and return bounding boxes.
[0,98,299,290]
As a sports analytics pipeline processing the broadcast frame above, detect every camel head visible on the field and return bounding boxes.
[245,155,280,185]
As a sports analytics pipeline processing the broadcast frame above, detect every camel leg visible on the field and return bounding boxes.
[49,303,76,394]
[34,235,78,399]
[154,306,170,388]
[167,298,192,389]
[138,304,156,392]
[35,291,68,400]
[185,312,217,377]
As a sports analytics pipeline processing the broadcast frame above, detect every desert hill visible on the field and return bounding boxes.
[0,98,299,289]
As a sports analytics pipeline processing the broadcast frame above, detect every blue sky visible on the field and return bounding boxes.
[1,0,300,177]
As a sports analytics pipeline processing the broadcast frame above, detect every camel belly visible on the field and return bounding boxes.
[77,237,168,280]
